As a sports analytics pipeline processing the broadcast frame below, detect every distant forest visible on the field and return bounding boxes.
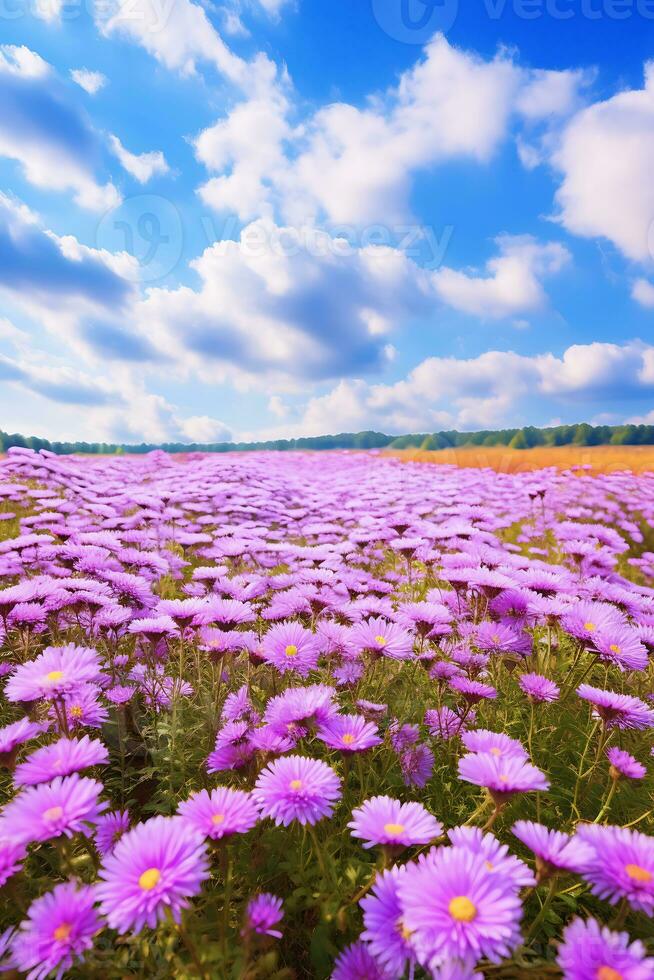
[2,422,654,455]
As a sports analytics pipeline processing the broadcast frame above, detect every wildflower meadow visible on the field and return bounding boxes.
[1,445,654,979]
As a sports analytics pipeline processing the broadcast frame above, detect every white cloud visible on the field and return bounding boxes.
[109,135,169,183]
[94,0,277,93]
[632,278,654,309]
[515,68,591,121]
[70,69,108,95]
[552,62,654,262]
[0,47,120,212]
[254,341,654,439]
[433,236,570,319]
[195,85,291,220]
[255,0,293,13]
[194,36,592,229]
[179,415,232,442]
[285,35,520,225]
[0,45,50,78]
[135,218,432,384]
[0,348,231,444]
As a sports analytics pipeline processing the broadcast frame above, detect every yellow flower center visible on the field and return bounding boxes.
[375,635,387,646]
[596,969,623,980]
[383,822,405,836]
[485,860,494,871]
[625,863,652,883]
[492,634,500,643]
[53,923,72,942]
[398,919,413,941]
[284,644,298,657]
[138,867,161,891]
[211,813,225,825]
[449,896,477,922]
[584,621,596,632]
[44,806,63,821]
[46,670,64,682]
[342,734,355,745]
[498,774,510,783]
[490,747,502,756]
[289,779,303,790]
[609,644,621,654]
[69,706,83,719]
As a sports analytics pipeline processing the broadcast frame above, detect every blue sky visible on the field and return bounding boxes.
[0,0,653,443]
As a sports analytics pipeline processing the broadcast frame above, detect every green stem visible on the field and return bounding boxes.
[593,777,618,824]
[525,878,558,943]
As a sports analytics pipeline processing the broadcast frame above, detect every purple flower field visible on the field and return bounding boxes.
[1,446,654,978]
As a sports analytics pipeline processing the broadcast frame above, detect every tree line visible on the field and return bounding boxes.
[2,422,654,455]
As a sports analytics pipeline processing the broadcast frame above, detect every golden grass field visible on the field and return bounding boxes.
[387,444,654,474]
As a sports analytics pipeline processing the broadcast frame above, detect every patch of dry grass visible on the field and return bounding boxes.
[387,444,654,474]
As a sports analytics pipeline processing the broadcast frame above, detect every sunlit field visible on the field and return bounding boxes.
[389,444,654,475]
[1,447,654,979]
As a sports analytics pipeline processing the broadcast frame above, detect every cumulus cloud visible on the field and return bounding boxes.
[0,194,131,310]
[195,85,291,220]
[433,236,570,319]
[70,69,107,95]
[134,219,432,384]
[0,349,231,444]
[255,341,654,438]
[109,135,169,183]
[93,0,276,93]
[632,278,654,309]
[195,36,591,228]
[552,62,654,262]
[0,45,120,212]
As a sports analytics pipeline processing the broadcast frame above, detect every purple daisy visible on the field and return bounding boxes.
[360,866,417,976]
[576,825,654,915]
[607,747,646,780]
[396,845,523,966]
[401,743,435,789]
[260,622,321,677]
[96,816,210,932]
[242,893,284,939]
[1,774,106,844]
[348,796,442,850]
[5,645,103,703]
[556,916,654,980]
[562,601,625,645]
[177,787,260,839]
[0,717,45,765]
[511,821,595,878]
[350,617,414,660]
[94,809,130,856]
[577,685,654,730]
[0,836,26,886]
[425,706,471,740]
[592,626,649,672]
[50,685,109,732]
[316,714,382,753]
[518,673,560,703]
[460,730,528,761]
[11,881,101,980]
[13,735,109,786]
[253,755,341,826]
[331,940,392,980]
[458,753,550,801]
[449,677,498,704]
[448,826,535,889]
